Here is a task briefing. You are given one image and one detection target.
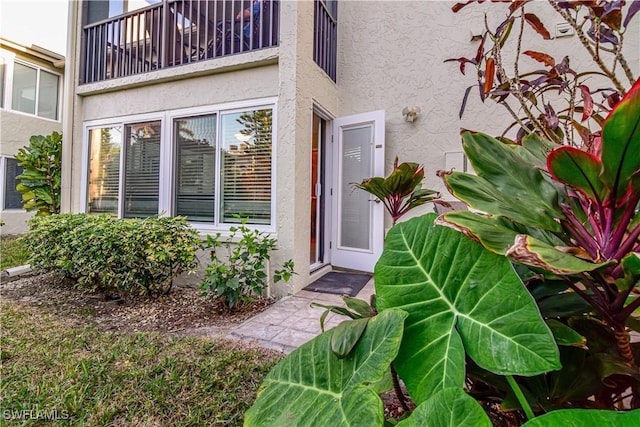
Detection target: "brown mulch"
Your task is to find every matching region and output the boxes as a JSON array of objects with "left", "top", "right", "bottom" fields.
[{"left": 0, "top": 272, "right": 275, "bottom": 337}]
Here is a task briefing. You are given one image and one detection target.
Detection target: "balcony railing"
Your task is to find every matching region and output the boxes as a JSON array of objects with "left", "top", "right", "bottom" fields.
[
  {"left": 314, "top": 0, "right": 337, "bottom": 82},
  {"left": 82, "top": 0, "right": 279, "bottom": 84}
]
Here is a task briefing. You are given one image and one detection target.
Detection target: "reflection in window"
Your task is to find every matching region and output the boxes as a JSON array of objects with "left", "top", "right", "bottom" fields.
[
  {"left": 12, "top": 63, "right": 37, "bottom": 115},
  {"left": 220, "top": 109, "right": 272, "bottom": 225},
  {"left": 175, "top": 114, "right": 216, "bottom": 222},
  {"left": 10, "top": 62, "right": 60, "bottom": 119},
  {"left": 3, "top": 158, "right": 24, "bottom": 210},
  {"left": 123, "top": 121, "right": 161, "bottom": 218},
  {"left": 38, "top": 70, "right": 59, "bottom": 120},
  {"left": 88, "top": 126, "right": 122, "bottom": 214}
]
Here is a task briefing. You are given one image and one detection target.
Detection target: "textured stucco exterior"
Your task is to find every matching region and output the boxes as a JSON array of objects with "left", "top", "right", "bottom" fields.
[
  {"left": 1, "top": 39, "right": 64, "bottom": 235},
  {"left": 63, "top": 1, "right": 639, "bottom": 296},
  {"left": 336, "top": 0, "right": 640, "bottom": 215}
]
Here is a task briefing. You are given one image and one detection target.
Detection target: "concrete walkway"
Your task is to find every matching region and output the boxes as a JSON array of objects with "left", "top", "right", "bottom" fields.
[{"left": 227, "top": 279, "right": 376, "bottom": 353}]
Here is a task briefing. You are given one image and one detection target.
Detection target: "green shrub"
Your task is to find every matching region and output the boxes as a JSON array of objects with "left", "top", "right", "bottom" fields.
[
  {"left": 15, "top": 131, "right": 62, "bottom": 215},
  {"left": 200, "top": 220, "right": 295, "bottom": 309},
  {"left": 23, "top": 214, "right": 200, "bottom": 295}
]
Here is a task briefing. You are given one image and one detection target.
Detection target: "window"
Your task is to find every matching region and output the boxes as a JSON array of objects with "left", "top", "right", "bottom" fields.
[
  {"left": 175, "top": 114, "right": 217, "bottom": 222},
  {"left": 84, "top": 101, "right": 275, "bottom": 230},
  {"left": 1, "top": 58, "right": 61, "bottom": 120},
  {"left": 2, "top": 157, "right": 24, "bottom": 210},
  {"left": 123, "top": 122, "right": 161, "bottom": 218},
  {"left": 87, "top": 126, "right": 122, "bottom": 214}
]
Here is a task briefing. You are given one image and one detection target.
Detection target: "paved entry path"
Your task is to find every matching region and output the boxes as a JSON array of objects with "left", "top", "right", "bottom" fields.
[{"left": 227, "top": 279, "right": 375, "bottom": 354}]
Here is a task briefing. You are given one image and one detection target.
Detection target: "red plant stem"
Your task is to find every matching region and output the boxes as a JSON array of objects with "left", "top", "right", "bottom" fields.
[
  {"left": 577, "top": 195, "right": 604, "bottom": 247},
  {"left": 566, "top": 279, "right": 612, "bottom": 325},
  {"left": 612, "top": 223, "right": 640, "bottom": 262},
  {"left": 608, "top": 189, "right": 640, "bottom": 258},
  {"left": 561, "top": 210, "right": 599, "bottom": 259},
  {"left": 579, "top": 272, "right": 610, "bottom": 307},
  {"left": 589, "top": 270, "right": 618, "bottom": 303},
  {"left": 619, "top": 293, "right": 640, "bottom": 321}
]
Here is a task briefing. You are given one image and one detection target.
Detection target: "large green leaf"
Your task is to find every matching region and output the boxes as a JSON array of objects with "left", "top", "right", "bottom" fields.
[
  {"left": 244, "top": 309, "right": 407, "bottom": 427},
  {"left": 522, "top": 408, "right": 640, "bottom": 426},
  {"left": 375, "top": 214, "right": 560, "bottom": 404},
  {"left": 547, "top": 146, "right": 607, "bottom": 202},
  {"left": 513, "top": 133, "right": 559, "bottom": 170},
  {"left": 437, "top": 210, "right": 520, "bottom": 254},
  {"left": 395, "top": 387, "right": 492, "bottom": 427},
  {"left": 444, "top": 171, "right": 562, "bottom": 232},
  {"left": 453, "top": 131, "right": 562, "bottom": 231},
  {"left": 505, "top": 235, "right": 612, "bottom": 275},
  {"left": 601, "top": 78, "right": 640, "bottom": 197}
]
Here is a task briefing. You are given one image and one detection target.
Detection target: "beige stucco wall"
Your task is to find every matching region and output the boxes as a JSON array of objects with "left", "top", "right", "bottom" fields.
[{"left": 336, "top": 0, "right": 640, "bottom": 223}]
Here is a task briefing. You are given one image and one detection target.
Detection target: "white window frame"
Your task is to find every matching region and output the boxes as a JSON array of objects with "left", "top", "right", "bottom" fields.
[
  {"left": 0, "top": 52, "right": 63, "bottom": 122},
  {"left": 0, "top": 156, "right": 26, "bottom": 212},
  {"left": 81, "top": 97, "right": 278, "bottom": 233}
]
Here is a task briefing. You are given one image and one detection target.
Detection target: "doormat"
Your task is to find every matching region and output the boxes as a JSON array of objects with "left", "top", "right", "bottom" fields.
[{"left": 303, "top": 272, "right": 372, "bottom": 297}]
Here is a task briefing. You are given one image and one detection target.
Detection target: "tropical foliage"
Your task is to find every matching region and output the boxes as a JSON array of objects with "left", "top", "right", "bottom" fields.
[
  {"left": 200, "top": 219, "right": 295, "bottom": 309},
  {"left": 246, "top": 62, "right": 640, "bottom": 427},
  {"left": 352, "top": 157, "right": 440, "bottom": 225},
  {"left": 447, "top": 0, "right": 638, "bottom": 145},
  {"left": 437, "top": 77, "right": 640, "bottom": 411},
  {"left": 15, "top": 132, "right": 62, "bottom": 216}
]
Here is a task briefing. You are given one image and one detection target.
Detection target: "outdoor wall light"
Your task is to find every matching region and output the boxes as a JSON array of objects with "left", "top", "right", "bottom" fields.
[{"left": 402, "top": 106, "right": 421, "bottom": 122}]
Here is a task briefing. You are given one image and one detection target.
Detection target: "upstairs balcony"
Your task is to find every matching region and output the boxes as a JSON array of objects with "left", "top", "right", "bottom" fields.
[{"left": 81, "top": 0, "right": 280, "bottom": 84}]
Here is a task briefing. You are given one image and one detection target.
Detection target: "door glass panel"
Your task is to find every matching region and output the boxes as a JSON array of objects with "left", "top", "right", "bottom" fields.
[
  {"left": 311, "top": 114, "right": 324, "bottom": 265},
  {"left": 340, "top": 125, "right": 372, "bottom": 250}
]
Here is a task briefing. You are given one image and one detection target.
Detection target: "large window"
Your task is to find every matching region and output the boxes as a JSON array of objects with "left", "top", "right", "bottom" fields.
[
  {"left": 1, "top": 58, "right": 61, "bottom": 120},
  {"left": 85, "top": 102, "right": 275, "bottom": 229},
  {"left": 10, "top": 62, "right": 60, "bottom": 119},
  {"left": 2, "top": 157, "right": 24, "bottom": 210}
]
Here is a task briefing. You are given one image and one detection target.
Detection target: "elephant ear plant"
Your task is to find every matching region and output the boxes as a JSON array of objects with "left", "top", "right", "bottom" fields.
[
  {"left": 438, "top": 78, "right": 640, "bottom": 410},
  {"left": 246, "top": 86, "right": 640, "bottom": 425}
]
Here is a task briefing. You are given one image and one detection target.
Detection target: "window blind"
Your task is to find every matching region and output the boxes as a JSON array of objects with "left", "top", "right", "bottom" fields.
[
  {"left": 175, "top": 114, "right": 217, "bottom": 222},
  {"left": 123, "top": 121, "right": 161, "bottom": 218},
  {"left": 220, "top": 109, "right": 272, "bottom": 224}
]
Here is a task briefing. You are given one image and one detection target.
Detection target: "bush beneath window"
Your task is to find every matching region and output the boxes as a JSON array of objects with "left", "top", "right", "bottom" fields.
[
  {"left": 23, "top": 214, "right": 200, "bottom": 295},
  {"left": 200, "top": 220, "right": 295, "bottom": 310}
]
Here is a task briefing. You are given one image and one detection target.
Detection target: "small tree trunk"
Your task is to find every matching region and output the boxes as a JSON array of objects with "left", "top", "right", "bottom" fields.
[{"left": 614, "top": 324, "right": 635, "bottom": 365}]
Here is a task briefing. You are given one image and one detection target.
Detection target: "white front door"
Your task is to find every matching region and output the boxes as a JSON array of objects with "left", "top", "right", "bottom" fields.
[{"left": 331, "top": 110, "right": 385, "bottom": 273}]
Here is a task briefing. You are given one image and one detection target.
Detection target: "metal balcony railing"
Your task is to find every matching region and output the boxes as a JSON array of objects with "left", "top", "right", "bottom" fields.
[
  {"left": 81, "top": 0, "right": 279, "bottom": 84},
  {"left": 314, "top": 0, "right": 337, "bottom": 82}
]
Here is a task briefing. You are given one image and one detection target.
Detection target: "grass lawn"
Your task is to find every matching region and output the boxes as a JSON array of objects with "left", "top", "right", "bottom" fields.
[
  {"left": 0, "top": 303, "right": 282, "bottom": 426},
  {"left": 0, "top": 236, "right": 29, "bottom": 270}
]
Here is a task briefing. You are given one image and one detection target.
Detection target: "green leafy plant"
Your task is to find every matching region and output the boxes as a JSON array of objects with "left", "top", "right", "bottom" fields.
[
  {"left": 353, "top": 157, "right": 440, "bottom": 224},
  {"left": 247, "top": 74, "right": 640, "bottom": 427},
  {"left": 438, "top": 78, "right": 640, "bottom": 409},
  {"left": 23, "top": 214, "right": 200, "bottom": 295},
  {"left": 15, "top": 131, "right": 62, "bottom": 215},
  {"left": 200, "top": 220, "right": 295, "bottom": 309}
]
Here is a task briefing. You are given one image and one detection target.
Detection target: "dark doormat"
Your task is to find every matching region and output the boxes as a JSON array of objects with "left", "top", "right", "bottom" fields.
[{"left": 303, "top": 272, "right": 372, "bottom": 297}]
